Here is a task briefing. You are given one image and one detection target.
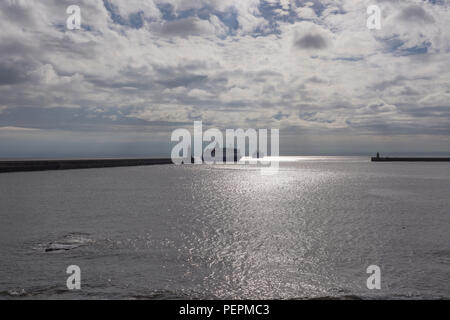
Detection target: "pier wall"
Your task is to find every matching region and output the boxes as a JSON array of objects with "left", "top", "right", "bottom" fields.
[
  {"left": 0, "top": 158, "right": 173, "bottom": 173},
  {"left": 372, "top": 157, "right": 450, "bottom": 162}
]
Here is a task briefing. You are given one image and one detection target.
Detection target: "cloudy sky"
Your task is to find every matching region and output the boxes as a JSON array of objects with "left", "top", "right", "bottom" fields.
[{"left": 0, "top": 0, "right": 449, "bottom": 157}]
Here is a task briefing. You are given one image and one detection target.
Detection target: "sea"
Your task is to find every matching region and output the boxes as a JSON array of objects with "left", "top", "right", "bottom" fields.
[{"left": 0, "top": 157, "right": 449, "bottom": 299}]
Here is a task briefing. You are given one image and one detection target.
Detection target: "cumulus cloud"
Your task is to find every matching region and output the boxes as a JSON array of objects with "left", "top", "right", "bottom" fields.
[
  {"left": 397, "top": 5, "right": 435, "bottom": 24},
  {"left": 0, "top": 0, "right": 450, "bottom": 156},
  {"left": 159, "top": 17, "right": 218, "bottom": 37}
]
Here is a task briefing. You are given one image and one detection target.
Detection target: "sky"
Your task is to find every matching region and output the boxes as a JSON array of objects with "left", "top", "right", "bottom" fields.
[{"left": 0, "top": 0, "right": 449, "bottom": 158}]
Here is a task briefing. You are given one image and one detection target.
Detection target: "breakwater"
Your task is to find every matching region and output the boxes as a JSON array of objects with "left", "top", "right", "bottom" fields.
[
  {"left": 0, "top": 158, "right": 173, "bottom": 173},
  {"left": 372, "top": 157, "right": 450, "bottom": 162}
]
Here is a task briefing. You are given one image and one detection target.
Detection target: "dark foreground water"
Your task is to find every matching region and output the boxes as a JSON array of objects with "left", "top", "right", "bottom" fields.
[{"left": 0, "top": 157, "right": 449, "bottom": 299}]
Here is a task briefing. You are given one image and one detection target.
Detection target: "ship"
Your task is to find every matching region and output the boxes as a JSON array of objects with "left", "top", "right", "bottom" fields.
[
  {"left": 252, "top": 151, "right": 265, "bottom": 159},
  {"left": 202, "top": 148, "right": 242, "bottom": 163}
]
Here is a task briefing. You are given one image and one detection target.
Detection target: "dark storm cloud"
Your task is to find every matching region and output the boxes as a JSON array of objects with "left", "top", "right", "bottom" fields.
[
  {"left": 398, "top": 105, "right": 450, "bottom": 118},
  {"left": 0, "top": 39, "right": 36, "bottom": 57},
  {"left": 157, "top": 75, "right": 208, "bottom": 89},
  {"left": 306, "top": 76, "right": 325, "bottom": 83},
  {"left": 399, "top": 87, "right": 420, "bottom": 96},
  {"left": 40, "top": 36, "right": 100, "bottom": 60},
  {"left": 0, "top": 1, "right": 36, "bottom": 27},
  {"left": 299, "top": 111, "right": 334, "bottom": 124},
  {"left": 160, "top": 17, "right": 208, "bottom": 37},
  {"left": 397, "top": 5, "right": 435, "bottom": 24},
  {"left": 369, "top": 76, "right": 407, "bottom": 91},
  {"left": 87, "top": 65, "right": 156, "bottom": 90},
  {"left": 0, "top": 107, "right": 191, "bottom": 131},
  {"left": 368, "top": 75, "right": 432, "bottom": 92},
  {"left": 273, "top": 111, "right": 289, "bottom": 120},
  {"left": 346, "top": 119, "right": 450, "bottom": 136},
  {"left": 295, "top": 33, "right": 328, "bottom": 50},
  {"left": 0, "top": 60, "right": 39, "bottom": 86}
]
